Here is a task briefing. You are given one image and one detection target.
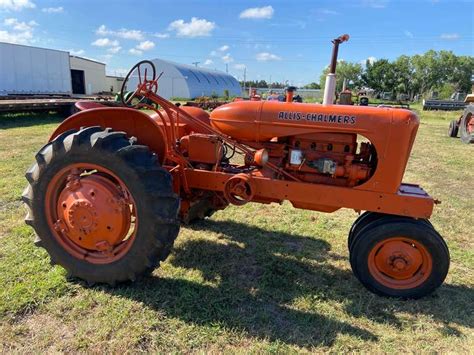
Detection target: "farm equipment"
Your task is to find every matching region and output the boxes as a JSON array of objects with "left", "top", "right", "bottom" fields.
[
  {"left": 448, "top": 93, "right": 474, "bottom": 143},
  {"left": 23, "top": 34, "right": 449, "bottom": 299},
  {"left": 185, "top": 96, "right": 228, "bottom": 111},
  {"left": 423, "top": 92, "right": 467, "bottom": 111}
]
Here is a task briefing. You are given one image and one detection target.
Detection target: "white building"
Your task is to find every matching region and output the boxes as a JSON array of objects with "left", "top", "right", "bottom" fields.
[
  {"left": 0, "top": 42, "right": 71, "bottom": 95},
  {"left": 69, "top": 56, "right": 107, "bottom": 95},
  {"left": 0, "top": 42, "right": 242, "bottom": 98},
  {"left": 139, "top": 58, "right": 242, "bottom": 99}
]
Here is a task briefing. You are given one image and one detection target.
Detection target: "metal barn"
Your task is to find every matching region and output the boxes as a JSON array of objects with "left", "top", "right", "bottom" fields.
[{"left": 130, "top": 58, "right": 242, "bottom": 99}]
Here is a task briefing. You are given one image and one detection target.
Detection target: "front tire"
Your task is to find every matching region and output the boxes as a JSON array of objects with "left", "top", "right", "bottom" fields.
[
  {"left": 448, "top": 119, "right": 458, "bottom": 138},
  {"left": 22, "top": 127, "right": 180, "bottom": 285},
  {"left": 349, "top": 218, "right": 449, "bottom": 299}
]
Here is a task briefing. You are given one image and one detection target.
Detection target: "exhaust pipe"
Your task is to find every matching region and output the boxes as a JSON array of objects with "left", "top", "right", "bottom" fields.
[{"left": 323, "top": 34, "right": 350, "bottom": 105}]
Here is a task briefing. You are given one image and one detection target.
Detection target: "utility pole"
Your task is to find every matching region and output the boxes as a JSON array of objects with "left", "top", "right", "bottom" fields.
[
  {"left": 192, "top": 61, "right": 200, "bottom": 67},
  {"left": 225, "top": 63, "right": 229, "bottom": 74},
  {"left": 243, "top": 67, "right": 246, "bottom": 95}
]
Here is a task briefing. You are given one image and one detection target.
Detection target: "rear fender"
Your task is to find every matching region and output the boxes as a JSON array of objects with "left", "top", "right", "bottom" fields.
[{"left": 49, "top": 107, "right": 167, "bottom": 163}]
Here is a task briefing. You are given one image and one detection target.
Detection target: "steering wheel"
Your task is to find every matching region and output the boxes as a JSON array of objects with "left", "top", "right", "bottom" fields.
[{"left": 120, "top": 60, "right": 157, "bottom": 108}]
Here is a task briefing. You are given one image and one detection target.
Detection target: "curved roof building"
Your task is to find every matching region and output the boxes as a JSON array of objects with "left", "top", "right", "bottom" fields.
[{"left": 139, "top": 58, "right": 242, "bottom": 99}]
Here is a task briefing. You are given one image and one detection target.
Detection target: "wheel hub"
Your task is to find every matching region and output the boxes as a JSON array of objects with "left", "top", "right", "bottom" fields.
[
  {"left": 367, "top": 235, "right": 433, "bottom": 290},
  {"left": 391, "top": 256, "right": 408, "bottom": 271},
  {"left": 467, "top": 115, "right": 474, "bottom": 134},
  {"left": 68, "top": 200, "right": 98, "bottom": 234},
  {"left": 56, "top": 174, "right": 131, "bottom": 251}
]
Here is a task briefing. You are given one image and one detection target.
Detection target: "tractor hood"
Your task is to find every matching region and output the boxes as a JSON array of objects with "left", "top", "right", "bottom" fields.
[{"left": 210, "top": 100, "right": 418, "bottom": 143}]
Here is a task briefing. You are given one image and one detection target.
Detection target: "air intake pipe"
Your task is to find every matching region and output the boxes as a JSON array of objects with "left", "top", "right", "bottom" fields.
[{"left": 322, "top": 34, "right": 350, "bottom": 105}]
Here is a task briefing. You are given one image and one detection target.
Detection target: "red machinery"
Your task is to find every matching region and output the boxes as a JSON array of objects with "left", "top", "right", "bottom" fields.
[
  {"left": 23, "top": 35, "right": 449, "bottom": 298},
  {"left": 448, "top": 94, "right": 474, "bottom": 143}
]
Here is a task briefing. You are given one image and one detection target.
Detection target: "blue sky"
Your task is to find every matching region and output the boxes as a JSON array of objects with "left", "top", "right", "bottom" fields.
[{"left": 1, "top": 0, "right": 473, "bottom": 86}]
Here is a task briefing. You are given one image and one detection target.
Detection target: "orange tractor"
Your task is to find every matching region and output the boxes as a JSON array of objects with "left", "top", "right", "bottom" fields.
[{"left": 23, "top": 35, "right": 449, "bottom": 298}]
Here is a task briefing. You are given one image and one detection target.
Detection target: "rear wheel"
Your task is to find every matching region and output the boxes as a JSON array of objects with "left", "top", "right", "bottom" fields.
[
  {"left": 349, "top": 218, "right": 449, "bottom": 298},
  {"left": 448, "top": 119, "right": 459, "bottom": 137},
  {"left": 23, "top": 127, "right": 180, "bottom": 285},
  {"left": 460, "top": 106, "right": 474, "bottom": 144}
]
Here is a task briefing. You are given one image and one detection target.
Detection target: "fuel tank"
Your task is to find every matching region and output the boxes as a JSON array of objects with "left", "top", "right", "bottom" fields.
[{"left": 210, "top": 101, "right": 417, "bottom": 142}]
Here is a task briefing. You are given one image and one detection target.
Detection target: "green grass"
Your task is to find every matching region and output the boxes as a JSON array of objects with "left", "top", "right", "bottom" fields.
[{"left": 0, "top": 109, "right": 472, "bottom": 352}]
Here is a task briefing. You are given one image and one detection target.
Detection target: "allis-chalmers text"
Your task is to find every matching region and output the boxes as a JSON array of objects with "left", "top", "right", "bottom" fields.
[{"left": 278, "top": 111, "right": 356, "bottom": 124}]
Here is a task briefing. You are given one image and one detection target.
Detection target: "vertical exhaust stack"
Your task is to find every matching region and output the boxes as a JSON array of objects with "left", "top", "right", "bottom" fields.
[{"left": 323, "top": 34, "right": 350, "bottom": 105}]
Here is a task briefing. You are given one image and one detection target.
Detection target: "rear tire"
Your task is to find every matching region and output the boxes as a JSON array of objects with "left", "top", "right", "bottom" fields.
[
  {"left": 23, "top": 127, "right": 180, "bottom": 285},
  {"left": 448, "top": 119, "right": 458, "bottom": 138},
  {"left": 460, "top": 106, "right": 474, "bottom": 144},
  {"left": 349, "top": 217, "right": 449, "bottom": 298}
]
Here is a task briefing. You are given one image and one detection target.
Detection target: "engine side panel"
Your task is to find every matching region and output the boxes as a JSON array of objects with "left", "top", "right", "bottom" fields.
[{"left": 210, "top": 101, "right": 419, "bottom": 194}]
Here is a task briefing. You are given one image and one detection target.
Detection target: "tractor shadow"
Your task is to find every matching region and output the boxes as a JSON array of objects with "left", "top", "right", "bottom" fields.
[{"left": 105, "top": 219, "right": 473, "bottom": 346}]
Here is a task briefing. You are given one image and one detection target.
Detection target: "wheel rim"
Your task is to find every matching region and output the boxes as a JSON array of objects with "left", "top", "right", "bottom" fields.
[
  {"left": 466, "top": 113, "right": 474, "bottom": 134},
  {"left": 45, "top": 163, "right": 138, "bottom": 264},
  {"left": 368, "top": 237, "right": 432, "bottom": 289}
]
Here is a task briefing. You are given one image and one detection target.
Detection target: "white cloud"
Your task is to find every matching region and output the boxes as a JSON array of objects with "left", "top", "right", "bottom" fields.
[
  {"left": 168, "top": 17, "right": 215, "bottom": 37},
  {"left": 210, "top": 50, "right": 218, "bottom": 56},
  {"left": 239, "top": 5, "right": 274, "bottom": 19},
  {"left": 256, "top": 52, "right": 281, "bottom": 61},
  {"left": 0, "top": 17, "right": 36, "bottom": 44},
  {"left": 404, "top": 30, "right": 413, "bottom": 38},
  {"left": 136, "top": 40, "right": 155, "bottom": 51},
  {"left": 221, "top": 53, "right": 233, "bottom": 63},
  {"left": 95, "top": 24, "right": 144, "bottom": 41},
  {"left": 42, "top": 6, "right": 63, "bottom": 13},
  {"left": 203, "top": 59, "right": 213, "bottom": 65},
  {"left": 129, "top": 48, "right": 142, "bottom": 56},
  {"left": 367, "top": 56, "right": 377, "bottom": 64},
  {"left": 218, "top": 44, "right": 229, "bottom": 51},
  {"left": 319, "top": 9, "right": 339, "bottom": 15},
  {"left": 360, "top": 56, "right": 377, "bottom": 66},
  {"left": 0, "top": 0, "right": 35, "bottom": 11},
  {"left": 92, "top": 38, "right": 120, "bottom": 47},
  {"left": 153, "top": 32, "right": 169, "bottom": 39},
  {"left": 440, "top": 33, "right": 460, "bottom": 40},
  {"left": 4, "top": 18, "right": 37, "bottom": 31},
  {"left": 234, "top": 63, "right": 246, "bottom": 70},
  {"left": 116, "top": 29, "right": 144, "bottom": 40},
  {"left": 0, "top": 29, "right": 32, "bottom": 43},
  {"left": 361, "top": 0, "right": 389, "bottom": 8},
  {"left": 96, "top": 25, "right": 108, "bottom": 36},
  {"left": 69, "top": 49, "right": 85, "bottom": 56},
  {"left": 107, "top": 46, "right": 121, "bottom": 54}
]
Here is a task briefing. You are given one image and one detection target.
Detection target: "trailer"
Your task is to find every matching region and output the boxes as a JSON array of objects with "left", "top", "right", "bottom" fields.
[{"left": 0, "top": 42, "right": 72, "bottom": 96}]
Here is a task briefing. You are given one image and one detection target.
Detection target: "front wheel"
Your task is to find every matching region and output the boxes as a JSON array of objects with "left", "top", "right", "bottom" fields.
[
  {"left": 350, "top": 218, "right": 449, "bottom": 299},
  {"left": 448, "top": 119, "right": 458, "bottom": 138},
  {"left": 22, "top": 127, "right": 180, "bottom": 285}
]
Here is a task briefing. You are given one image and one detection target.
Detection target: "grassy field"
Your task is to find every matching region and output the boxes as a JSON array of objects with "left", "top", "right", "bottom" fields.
[{"left": 0, "top": 108, "right": 472, "bottom": 352}]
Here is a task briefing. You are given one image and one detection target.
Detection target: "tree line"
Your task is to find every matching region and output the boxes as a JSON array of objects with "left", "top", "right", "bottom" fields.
[
  {"left": 239, "top": 80, "right": 287, "bottom": 89},
  {"left": 318, "top": 50, "right": 474, "bottom": 100}
]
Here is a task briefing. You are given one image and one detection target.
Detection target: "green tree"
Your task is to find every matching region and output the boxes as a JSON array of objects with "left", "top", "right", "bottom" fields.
[
  {"left": 303, "top": 82, "right": 321, "bottom": 89},
  {"left": 319, "top": 60, "right": 363, "bottom": 92},
  {"left": 393, "top": 55, "right": 415, "bottom": 98},
  {"left": 361, "top": 59, "right": 397, "bottom": 94}
]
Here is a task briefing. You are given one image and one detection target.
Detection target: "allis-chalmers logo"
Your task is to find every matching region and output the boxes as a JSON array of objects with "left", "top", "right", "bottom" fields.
[{"left": 278, "top": 111, "right": 356, "bottom": 125}]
